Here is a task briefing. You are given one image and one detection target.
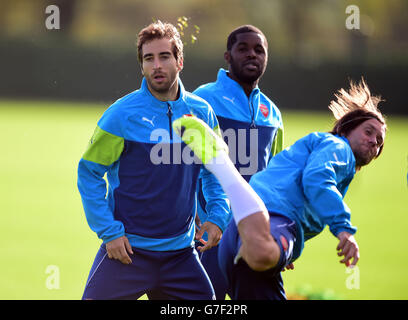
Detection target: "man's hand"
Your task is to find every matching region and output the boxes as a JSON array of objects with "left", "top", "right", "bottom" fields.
[
  {"left": 195, "top": 221, "right": 222, "bottom": 252},
  {"left": 106, "top": 236, "right": 134, "bottom": 265},
  {"left": 336, "top": 231, "right": 359, "bottom": 267}
]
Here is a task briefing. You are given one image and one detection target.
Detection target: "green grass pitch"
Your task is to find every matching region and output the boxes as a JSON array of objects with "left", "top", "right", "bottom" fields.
[{"left": 0, "top": 99, "right": 407, "bottom": 299}]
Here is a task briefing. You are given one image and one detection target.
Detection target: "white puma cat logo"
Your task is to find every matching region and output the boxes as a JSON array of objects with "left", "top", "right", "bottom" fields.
[
  {"left": 142, "top": 116, "right": 156, "bottom": 127},
  {"left": 222, "top": 96, "right": 235, "bottom": 104}
]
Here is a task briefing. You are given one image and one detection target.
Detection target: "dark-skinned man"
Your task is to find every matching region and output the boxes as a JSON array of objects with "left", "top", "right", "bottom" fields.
[{"left": 193, "top": 25, "right": 284, "bottom": 300}]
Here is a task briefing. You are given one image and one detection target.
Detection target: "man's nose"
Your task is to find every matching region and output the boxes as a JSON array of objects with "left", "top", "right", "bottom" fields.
[
  {"left": 246, "top": 48, "right": 256, "bottom": 58},
  {"left": 367, "top": 134, "right": 377, "bottom": 146},
  {"left": 153, "top": 58, "right": 162, "bottom": 69}
]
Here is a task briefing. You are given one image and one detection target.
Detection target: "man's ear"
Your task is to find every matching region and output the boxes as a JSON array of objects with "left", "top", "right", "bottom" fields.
[
  {"left": 224, "top": 51, "right": 231, "bottom": 64},
  {"left": 177, "top": 57, "right": 184, "bottom": 72}
]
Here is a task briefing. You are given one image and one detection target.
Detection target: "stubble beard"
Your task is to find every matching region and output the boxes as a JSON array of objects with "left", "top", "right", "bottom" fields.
[
  {"left": 146, "top": 74, "right": 179, "bottom": 97},
  {"left": 353, "top": 149, "right": 373, "bottom": 168},
  {"left": 229, "top": 56, "right": 265, "bottom": 84}
]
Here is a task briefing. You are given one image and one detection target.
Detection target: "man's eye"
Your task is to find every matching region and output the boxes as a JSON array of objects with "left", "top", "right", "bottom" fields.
[{"left": 255, "top": 47, "right": 265, "bottom": 54}]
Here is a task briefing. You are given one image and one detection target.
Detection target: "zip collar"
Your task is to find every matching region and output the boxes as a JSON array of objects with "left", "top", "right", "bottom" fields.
[
  {"left": 217, "top": 68, "right": 260, "bottom": 127},
  {"left": 334, "top": 134, "right": 356, "bottom": 174},
  {"left": 140, "top": 77, "right": 186, "bottom": 141},
  {"left": 336, "top": 134, "right": 351, "bottom": 148},
  {"left": 217, "top": 68, "right": 260, "bottom": 97}
]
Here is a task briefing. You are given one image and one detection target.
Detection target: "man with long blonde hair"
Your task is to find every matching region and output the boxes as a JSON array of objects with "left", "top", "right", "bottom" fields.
[{"left": 173, "top": 78, "right": 387, "bottom": 299}]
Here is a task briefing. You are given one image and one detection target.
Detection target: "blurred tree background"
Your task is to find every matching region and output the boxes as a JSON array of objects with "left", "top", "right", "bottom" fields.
[{"left": 0, "top": 0, "right": 407, "bottom": 113}]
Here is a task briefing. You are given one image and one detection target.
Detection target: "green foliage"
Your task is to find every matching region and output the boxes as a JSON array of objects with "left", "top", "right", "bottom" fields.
[
  {"left": 176, "top": 16, "right": 200, "bottom": 45},
  {"left": 150, "top": 16, "right": 200, "bottom": 46}
]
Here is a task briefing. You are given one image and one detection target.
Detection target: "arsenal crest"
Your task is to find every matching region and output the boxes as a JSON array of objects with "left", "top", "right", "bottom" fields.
[{"left": 259, "top": 104, "right": 269, "bottom": 117}]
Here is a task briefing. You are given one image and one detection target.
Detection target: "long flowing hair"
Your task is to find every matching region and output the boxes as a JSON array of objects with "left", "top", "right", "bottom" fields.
[{"left": 329, "top": 78, "right": 387, "bottom": 157}]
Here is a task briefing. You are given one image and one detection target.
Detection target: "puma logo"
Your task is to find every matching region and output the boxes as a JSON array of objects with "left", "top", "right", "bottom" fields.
[
  {"left": 142, "top": 116, "right": 156, "bottom": 127},
  {"left": 222, "top": 96, "right": 235, "bottom": 104}
]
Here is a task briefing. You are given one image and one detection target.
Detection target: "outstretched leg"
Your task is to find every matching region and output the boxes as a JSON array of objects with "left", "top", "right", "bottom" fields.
[{"left": 173, "top": 116, "right": 280, "bottom": 271}]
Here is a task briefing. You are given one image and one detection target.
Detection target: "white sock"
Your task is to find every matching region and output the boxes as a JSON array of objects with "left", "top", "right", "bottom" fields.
[{"left": 205, "top": 152, "right": 267, "bottom": 225}]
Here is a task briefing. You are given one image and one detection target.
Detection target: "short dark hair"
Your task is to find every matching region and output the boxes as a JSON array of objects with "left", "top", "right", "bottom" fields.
[
  {"left": 329, "top": 79, "right": 387, "bottom": 157},
  {"left": 137, "top": 20, "right": 183, "bottom": 64},
  {"left": 226, "top": 25, "right": 267, "bottom": 51}
]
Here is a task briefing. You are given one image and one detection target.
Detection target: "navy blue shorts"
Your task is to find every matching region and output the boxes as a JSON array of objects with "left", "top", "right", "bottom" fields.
[
  {"left": 82, "top": 244, "right": 215, "bottom": 300},
  {"left": 218, "top": 212, "right": 297, "bottom": 300}
]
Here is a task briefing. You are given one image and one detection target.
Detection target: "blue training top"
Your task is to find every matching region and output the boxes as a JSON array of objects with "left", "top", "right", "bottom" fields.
[
  {"left": 194, "top": 69, "right": 283, "bottom": 180},
  {"left": 193, "top": 68, "right": 284, "bottom": 231},
  {"left": 77, "top": 78, "right": 230, "bottom": 251},
  {"left": 249, "top": 132, "right": 358, "bottom": 261}
]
